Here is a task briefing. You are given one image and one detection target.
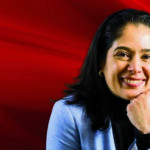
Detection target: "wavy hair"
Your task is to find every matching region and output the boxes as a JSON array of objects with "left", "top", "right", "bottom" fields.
[{"left": 64, "top": 9, "right": 150, "bottom": 131}]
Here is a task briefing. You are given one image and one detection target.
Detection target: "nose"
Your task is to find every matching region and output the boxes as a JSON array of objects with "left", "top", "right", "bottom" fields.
[{"left": 127, "top": 56, "right": 142, "bottom": 73}]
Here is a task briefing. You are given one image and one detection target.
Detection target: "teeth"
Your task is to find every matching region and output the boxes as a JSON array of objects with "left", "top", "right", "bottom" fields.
[{"left": 124, "top": 79, "right": 144, "bottom": 84}]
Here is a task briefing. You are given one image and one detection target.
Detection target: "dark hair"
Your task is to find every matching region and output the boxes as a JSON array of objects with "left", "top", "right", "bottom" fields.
[{"left": 64, "top": 9, "right": 150, "bottom": 131}]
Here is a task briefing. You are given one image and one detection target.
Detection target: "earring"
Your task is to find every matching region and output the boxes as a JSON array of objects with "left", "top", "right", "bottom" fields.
[{"left": 99, "top": 71, "right": 104, "bottom": 77}]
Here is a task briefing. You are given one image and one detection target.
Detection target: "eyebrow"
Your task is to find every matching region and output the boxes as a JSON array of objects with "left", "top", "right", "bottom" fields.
[
  {"left": 114, "top": 46, "right": 150, "bottom": 52},
  {"left": 114, "top": 46, "right": 131, "bottom": 52}
]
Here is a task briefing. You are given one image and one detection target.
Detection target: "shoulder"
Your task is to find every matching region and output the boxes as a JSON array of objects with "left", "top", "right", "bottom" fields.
[
  {"left": 51, "top": 95, "right": 86, "bottom": 125},
  {"left": 46, "top": 95, "right": 86, "bottom": 149},
  {"left": 49, "top": 95, "right": 93, "bottom": 134}
]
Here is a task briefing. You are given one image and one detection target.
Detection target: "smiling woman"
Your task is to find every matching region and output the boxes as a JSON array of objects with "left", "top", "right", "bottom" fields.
[
  {"left": 46, "top": 9, "right": 150, "bottom": 150},
  {"left": 103, "top": 23, "right": 150, "bottom": 100}
]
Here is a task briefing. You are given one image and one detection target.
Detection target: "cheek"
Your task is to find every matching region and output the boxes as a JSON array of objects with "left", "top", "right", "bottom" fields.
[
  {"left": 104, "top": 61, "right": 119, "bottom": 85},
  {"left": 108, "top": 62, "right": 127, "bottom": 87},
  {"left": 109, "top": 61, "right": 125, "bottom": 76},
  {"left": 143, "top": 64, "right": 150, "bottom": 80},
  {"left": 146, "top": 64, "right": 150, "bottom": 75},
  {"left": 115, "top": 61, "right": 128, "bottom": 75},
  {"left": 104, "top": 59, "right": 118, "bottom": 77}
]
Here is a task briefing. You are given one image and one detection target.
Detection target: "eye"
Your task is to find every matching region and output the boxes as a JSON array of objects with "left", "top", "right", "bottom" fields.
[
  {"left": 114, "top": 51, "right": 130, "bottom": 60},
  {"left": 142, "top": 54, "right": 150, "bottom": 60},
  {"left": 117, "top": 52, "right": 129, "bottom": 57}
]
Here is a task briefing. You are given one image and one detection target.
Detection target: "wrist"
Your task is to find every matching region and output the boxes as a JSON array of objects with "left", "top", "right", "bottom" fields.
[{"left": 137, "top": 127, "right": 150, "bottom": 134}]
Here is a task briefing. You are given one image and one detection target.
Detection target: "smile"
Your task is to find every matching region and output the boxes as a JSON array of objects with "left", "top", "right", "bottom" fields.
[{"left": 122, "top": 78, "right": 145, "bottom": 87}]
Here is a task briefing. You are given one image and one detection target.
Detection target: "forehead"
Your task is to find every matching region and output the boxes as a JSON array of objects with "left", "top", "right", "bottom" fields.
[
  {"left": 121, "top": 23, "right": 150, "bottom": 37},
  {"left": 111, "top": 23, "right": 150, "bottom": 52}
]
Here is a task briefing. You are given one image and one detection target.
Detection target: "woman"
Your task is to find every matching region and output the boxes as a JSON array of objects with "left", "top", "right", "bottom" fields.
[{"left": 46, "top": 9, "right": 150, "bottom": 150}]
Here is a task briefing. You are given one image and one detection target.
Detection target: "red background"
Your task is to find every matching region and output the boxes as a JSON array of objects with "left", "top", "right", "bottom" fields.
[{"left": 0, "top": 0, "right": 150, "bottom": 149}]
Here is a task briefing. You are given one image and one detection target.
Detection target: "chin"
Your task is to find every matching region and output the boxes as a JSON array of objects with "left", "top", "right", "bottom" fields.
[
  {"left": 124, "top": 95, "right": 137, "bottom": 100},
  {"left": 121, "top": 91, "right": 143, "bottom": 100}
]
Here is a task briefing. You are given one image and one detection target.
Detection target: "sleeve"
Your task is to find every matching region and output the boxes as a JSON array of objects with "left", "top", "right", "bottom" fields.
[
  {"left": 135, "top": 129, "right": 150, "bottom": 150},
  {"left": 46, "top": 100, "right": 81, "bottom": 150},
  {"left": 128, "top": 129, "right": 150, "bottom": 150}
]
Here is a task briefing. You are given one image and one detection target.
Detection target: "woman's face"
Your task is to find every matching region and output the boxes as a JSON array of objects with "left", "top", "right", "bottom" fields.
[{"left": 103, "top": 23, "right": 150, "bottom": 100}]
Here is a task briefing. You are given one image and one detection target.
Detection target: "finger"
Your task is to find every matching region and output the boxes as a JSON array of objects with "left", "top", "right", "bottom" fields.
[{"left": 127, "top": 99, "right": 135, "bottom": 111}]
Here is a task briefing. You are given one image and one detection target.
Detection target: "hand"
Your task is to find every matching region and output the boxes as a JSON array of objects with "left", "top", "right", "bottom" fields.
[{"left": 127, "top": 90, "right": 150, "bottom": 134}]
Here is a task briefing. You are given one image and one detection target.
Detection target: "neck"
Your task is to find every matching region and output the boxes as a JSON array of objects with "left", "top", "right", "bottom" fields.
[{"left": 102, "top": 79, "right": 130, "bottom": 122}]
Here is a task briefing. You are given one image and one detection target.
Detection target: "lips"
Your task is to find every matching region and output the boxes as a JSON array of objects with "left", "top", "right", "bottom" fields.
[{"left": 121, "top": 77, "right": 146, "bottom": 87}]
